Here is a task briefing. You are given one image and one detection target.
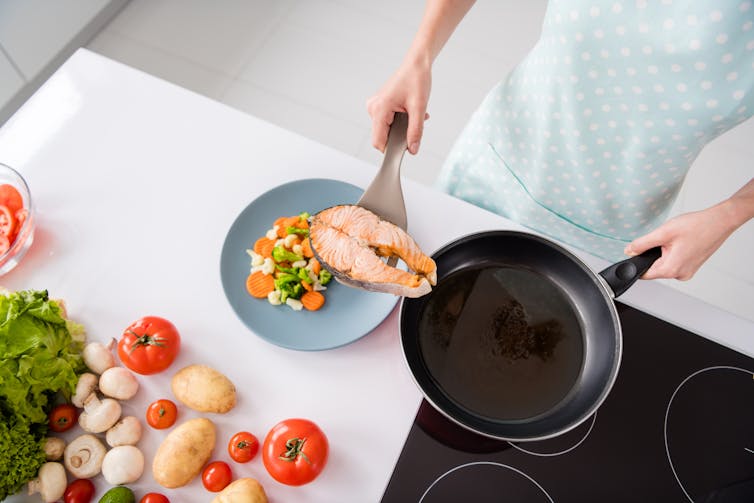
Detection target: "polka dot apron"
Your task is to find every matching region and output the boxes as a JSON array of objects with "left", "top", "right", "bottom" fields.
[{"left": 437, "top": 0, "right": 754, "bottom": 261}]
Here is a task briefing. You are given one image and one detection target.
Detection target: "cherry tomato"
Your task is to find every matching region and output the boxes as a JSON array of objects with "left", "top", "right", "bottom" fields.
[
  {"left": 117, "top": 316, "right": 181, "bottom": 374},
  {"left": 262, "top": 418, "right": 328, "bottom": 486},
  {"left": 228, "top": 431, "right": 259, "bottom": 463},
  {"left": 146, "top": 399, "right": 177, "bottom": 429},
  {"left": 201, "top": 461, "right": 232, "bottom": 492},
  {"left": 140, "top": 493, "right": 170, "bottom": 503},
  {"left": 49, "top": 403, "right": 78, "bottom": 433},
  {"left": 63, "top": 478, "right": 95, "bottom": 503}
]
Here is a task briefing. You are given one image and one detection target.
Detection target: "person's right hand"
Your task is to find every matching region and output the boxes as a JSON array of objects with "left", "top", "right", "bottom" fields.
[{"left": 366, "top": 56, "right": 432, "bottom": 155}]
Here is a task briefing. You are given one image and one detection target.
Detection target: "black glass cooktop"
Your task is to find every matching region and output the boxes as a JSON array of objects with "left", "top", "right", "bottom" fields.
[{"left": 382, "top": 303, "right": 754, "bottom": 502}]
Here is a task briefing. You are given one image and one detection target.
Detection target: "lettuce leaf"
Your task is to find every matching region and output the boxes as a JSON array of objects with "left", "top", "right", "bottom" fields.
[{"left": 0, "top": 290, "right": 86, "bottom": 499}]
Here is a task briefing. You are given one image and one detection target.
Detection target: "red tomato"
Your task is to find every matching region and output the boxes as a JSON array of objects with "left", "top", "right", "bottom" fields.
[
  {"left": 146, "top": 399, "right": 178, "bottom": 429},
  {"left": 0, "top": 204, "right": 16, "bottom": 238},
  {"left": 63, "top": 478, "right": 95, "bottom": 503},
  {"left": 262, "top": 418, "right": 328, "bottom": 486},
  {"left": 0, "top": 234, "right": 9, "bottom": 255},
  {"left": 201, "top": 461, "right": 232, "bottom": 492},
  {"left": 140, "top": 493, "right": 170, "bottom": 503},
  {"left": 117, "top": 316, "right": 181, "bottom": 374},
  {"left": 49, "top": 403, "right": 78, "bottom": 433},
  {"left": 228, "top": 431, "right": 259, "bottom": 463},
  {"left": 0, "top": 184, "right": 23, "bottom": 213}
]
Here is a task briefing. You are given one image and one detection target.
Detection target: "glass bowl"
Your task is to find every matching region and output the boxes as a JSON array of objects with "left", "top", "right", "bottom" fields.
[{"left": 0, "top": 163, "right": 34, "bottom": 275}]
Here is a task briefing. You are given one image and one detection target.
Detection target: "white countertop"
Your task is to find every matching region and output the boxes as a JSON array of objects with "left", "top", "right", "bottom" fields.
[{"left": 1, "top": 49, "right": 752, "bottom": 503}]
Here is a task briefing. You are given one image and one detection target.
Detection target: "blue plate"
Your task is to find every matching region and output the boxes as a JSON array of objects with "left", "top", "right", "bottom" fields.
[{"left": 220, "top": 178, "right": 400, "bottom": 351}]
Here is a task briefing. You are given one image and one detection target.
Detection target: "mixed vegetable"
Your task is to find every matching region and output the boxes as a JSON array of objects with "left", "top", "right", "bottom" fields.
[
  {"left": 0, "top": 290, "right": 86, "bottom": 500},
  {"left": 246, "top": 212, "right": 332, "bottom": 311}
]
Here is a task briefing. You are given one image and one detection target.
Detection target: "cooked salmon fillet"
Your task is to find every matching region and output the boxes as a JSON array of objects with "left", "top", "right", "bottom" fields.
[{"left": 309, "top": 205, "right": 437, "bottom": 297}]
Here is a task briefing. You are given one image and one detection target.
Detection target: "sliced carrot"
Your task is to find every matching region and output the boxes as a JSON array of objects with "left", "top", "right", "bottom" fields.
[
  {"left": 301, "top": 290, "right": 325, "bottom": 311},
  {"left": 301, "top": 237, "right": 314, "bottom": 258},
  {"left": 246, "top": 271, "right": 275, "bottom": 299},
  {"left": 253, "top": 236, "right": 276, "bottom": 258},
  {"left": 310, "top": 258, "right": 321, "bottom": 276},
  {"left": 301, "top": 280, "right": 313, "bottom": 292}
]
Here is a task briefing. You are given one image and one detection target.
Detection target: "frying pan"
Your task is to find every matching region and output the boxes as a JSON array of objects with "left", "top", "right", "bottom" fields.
[{"left": 400, "top": 230, "right": 661, "bottom": 442}]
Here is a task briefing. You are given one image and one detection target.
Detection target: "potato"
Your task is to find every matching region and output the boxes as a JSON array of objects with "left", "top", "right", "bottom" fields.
[
  {"left": 152, "top": 417, "right": 216, "bottom": 488},
  {"left": 171, "top": 364, "right": 236, "bottom": 413},
  {"left": 211, "top": 478, "right": 268, "bottom": 503}
]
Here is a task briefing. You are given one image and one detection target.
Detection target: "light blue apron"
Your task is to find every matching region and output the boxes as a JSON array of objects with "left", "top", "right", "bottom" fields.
[{"left": 437, "top": 0, "right": 754, "bottom": 261}]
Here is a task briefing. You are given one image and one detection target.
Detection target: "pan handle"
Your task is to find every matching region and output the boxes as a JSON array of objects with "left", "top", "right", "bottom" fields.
[{"left": 598, "top": 247, "right": 662, "bottom": 298}]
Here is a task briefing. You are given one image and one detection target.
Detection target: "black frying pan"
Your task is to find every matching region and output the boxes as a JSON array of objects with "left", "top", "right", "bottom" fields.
[{"left": 400, "top": 230, "right": 660, "bottom": 441}]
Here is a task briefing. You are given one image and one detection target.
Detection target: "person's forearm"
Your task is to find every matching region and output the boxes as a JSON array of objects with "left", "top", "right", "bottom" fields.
[
  {"left": 721, "top": 177, "right": 754, "bottom": 230},
  {"left": 406, "top": 0, "right": 476, "bottom": 66}
]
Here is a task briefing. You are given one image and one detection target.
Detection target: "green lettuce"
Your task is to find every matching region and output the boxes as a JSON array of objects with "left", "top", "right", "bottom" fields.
[
  {"left": 0, "top": 409, "right": 46, "bottom": 500},
  {"left": 0, "top": 289, "right": 86, "bottom": 499}
]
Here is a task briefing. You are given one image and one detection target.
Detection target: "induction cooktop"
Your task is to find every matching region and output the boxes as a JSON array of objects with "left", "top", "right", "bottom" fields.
[{"left": 382, "top": 303, "right": 754, "bottom": 502}]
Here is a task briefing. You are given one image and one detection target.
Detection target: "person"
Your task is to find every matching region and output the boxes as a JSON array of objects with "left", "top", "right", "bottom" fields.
[{"left": 366, "top": 0, "right": 754, "bottom": 280}]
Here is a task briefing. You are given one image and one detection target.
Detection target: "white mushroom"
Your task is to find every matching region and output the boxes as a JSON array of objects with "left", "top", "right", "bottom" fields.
[
  {"left": 42, "top": 437, "right": 66, "bottom": 461},
  {"left": 28, "top": 462, "right": 66, "bottom": 502},
  {"left": 101, "top": 445, "right": 144, "bottom": 485},
  {"left": 82, "top": 339, "right": 116, "bottom": 374},
  {"left": 72, "top": 373, "right": 98, "bottom": 408},
  {"left": 106, "top": 416, "right": 143, "bottom": 447},
  {"left": 78, "top": 394, "right": 121, "bottom": 433},
  {"left": 99, "top": 366, "right": 139, "bottom": 400},
  {"left": 64, "top": 434, "right": 107, "bottom": 479}
]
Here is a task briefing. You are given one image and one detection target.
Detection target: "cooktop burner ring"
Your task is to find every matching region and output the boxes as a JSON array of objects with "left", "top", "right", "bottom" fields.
[
  {"left": 508, "top": 412, "right": 597, "bottom": 457},
  {"left": 664, "top": 365, "right": 754, "bottom": 502},
  {"left": 418, "top": 461, "right": 555, "bottom": 503}
]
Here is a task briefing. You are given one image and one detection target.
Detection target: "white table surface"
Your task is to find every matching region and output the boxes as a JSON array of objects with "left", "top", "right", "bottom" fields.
[{"left": 1, "top": 49, "right": 752, "bottom": 503}]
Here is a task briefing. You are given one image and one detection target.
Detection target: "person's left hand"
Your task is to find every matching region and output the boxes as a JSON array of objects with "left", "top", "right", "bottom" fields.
[{"left": 624, "top": 204, "right": 736, "bottom": 281}]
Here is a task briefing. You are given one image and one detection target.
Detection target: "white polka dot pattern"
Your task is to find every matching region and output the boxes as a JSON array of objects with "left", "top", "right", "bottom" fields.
[{"left": 436, "top": 0, "right": 754, "bottom": 261}]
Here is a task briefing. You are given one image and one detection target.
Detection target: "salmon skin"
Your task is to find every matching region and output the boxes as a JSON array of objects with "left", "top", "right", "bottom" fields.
[{"left": 309, "top": 205, "right": 437, "bottom": 298}]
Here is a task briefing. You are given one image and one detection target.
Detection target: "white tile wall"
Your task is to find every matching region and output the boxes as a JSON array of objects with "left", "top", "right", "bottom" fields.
[{"left": 23, "top": 0, "right": 754, "bottom": 322}]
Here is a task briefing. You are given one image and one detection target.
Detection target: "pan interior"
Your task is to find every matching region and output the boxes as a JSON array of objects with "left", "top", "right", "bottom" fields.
[{"left": 417, "top": 263, "right": 584, "bottom": 421}]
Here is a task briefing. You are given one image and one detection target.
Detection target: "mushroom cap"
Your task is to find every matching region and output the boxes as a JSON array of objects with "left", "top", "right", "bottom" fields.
[
  {"left": 72, "top": 373, "right": 98, "bottom": 408},
  {"left": 102, "top": 445, "right": 145, "bottom": 485},
  {"left": 28, "top": 462, "right": 66, "bottom": 502},
  {"left": 99, "top": 366, "right": 140, "bottom": 400},
  {"left": 64, "top": 434, "right": 107, "bottom": 478},
  {"left": 106, "top": 415, "right": 143, "bottom": 447},
  {"left": 79, "top": 395, "right": 122, "bottom": 433}
]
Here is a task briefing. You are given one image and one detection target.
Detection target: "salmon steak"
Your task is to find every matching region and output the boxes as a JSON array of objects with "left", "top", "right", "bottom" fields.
[{"left": 308, "top": 205, "right": 437, "bottom": 298}]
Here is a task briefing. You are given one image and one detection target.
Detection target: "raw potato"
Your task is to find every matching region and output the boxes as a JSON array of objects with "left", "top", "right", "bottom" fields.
[
  {"left": 211, "top": 478, "right": 268, "bottom": 503},
  {"left": 152, "top": 418, "right": 216, "bottom": 488},
  {"left": 171, "top": 364, "right": 236, "bottom": 413}
]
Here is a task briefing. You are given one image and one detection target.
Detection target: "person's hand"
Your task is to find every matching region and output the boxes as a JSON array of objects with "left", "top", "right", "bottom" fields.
[
  {"left": 624, "top": 205, "right": 737, "bottom": 280},
  {"left": 366, "top": 56, "right": 432, "bottom": 155}
]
